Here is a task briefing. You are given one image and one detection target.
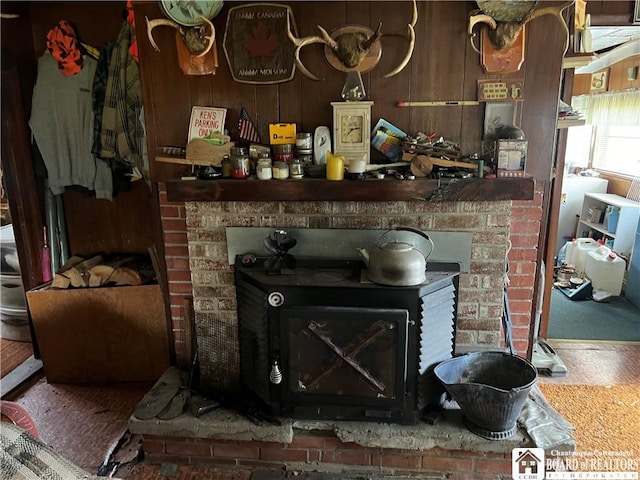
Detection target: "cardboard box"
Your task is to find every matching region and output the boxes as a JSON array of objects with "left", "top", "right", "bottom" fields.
[
  {"left": 496, "top": 139, "right": 527, "bottom": 172},
  {"left": 269, "top": 123, "right": 296, "bottom": 145},
  {"left": 26, "top": 284, "right": 170, "bottom": 384}
]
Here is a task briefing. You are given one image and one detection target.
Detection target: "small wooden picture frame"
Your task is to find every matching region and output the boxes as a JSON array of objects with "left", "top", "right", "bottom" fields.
[{"left": 590, "top": 70, "right": 608, "bottom": 93}]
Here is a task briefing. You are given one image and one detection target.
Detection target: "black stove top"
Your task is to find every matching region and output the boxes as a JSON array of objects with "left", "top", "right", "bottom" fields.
[{"left": 235, "top": 255, "right": 459, "bottom": 289}]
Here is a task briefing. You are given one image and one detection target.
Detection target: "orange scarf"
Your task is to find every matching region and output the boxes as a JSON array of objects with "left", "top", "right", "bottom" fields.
[
  {"left": 126, "top": 0, "right": 138, "bottom": 62},
  {"left": 46, "top": 20, "right": 83, "bottom": 76}
]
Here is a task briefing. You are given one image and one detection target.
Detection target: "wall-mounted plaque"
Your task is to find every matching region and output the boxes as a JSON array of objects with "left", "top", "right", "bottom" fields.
[
  {"left": 590, "top": 70, "right": 608, "bottom": 93},
  {"left": 478, "top": 79, "right": 525, "bottom": 102},
  {"left": 223, "top": 3, "right": 297, "bottom": 84}
]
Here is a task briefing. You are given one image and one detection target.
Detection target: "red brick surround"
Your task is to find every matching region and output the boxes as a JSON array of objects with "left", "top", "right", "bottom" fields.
[
  {"left": 158, "top": 185, "right": 543, "bottom": 372},
  {"left": 150, "top": 188, "right": 545, "bottom": 477},
  {"left": 142, "top": 432, "right": 516, "bottom": 479}
]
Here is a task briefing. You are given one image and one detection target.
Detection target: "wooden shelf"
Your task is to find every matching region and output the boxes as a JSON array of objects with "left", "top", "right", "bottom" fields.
[
  {"left": 579, "top": 219, "right": 616, "bottom": 239},
  {"left": 558, "top": 117, "right": 587, "bottom": 128},
  {"left": 164, "top": 177, "right": 535, "bottom": 203},
  {"left": 563, "top": 53, "right": 597, "bottom": 69}
]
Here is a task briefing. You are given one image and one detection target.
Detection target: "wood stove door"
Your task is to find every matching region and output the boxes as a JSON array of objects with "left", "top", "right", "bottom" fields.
[{"left": 278, "top": 306, "right": 409, "bottom": 410}]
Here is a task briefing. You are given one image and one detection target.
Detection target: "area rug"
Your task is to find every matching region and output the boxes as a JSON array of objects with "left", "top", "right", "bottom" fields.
[
  {"left": 0, "top": 422, "right": 107, "bottom": 480},
  {"left": 547, "top": 289, "right": 640, "bottom": 341},
  {"left": 538, "top": 384, "right": 639, "bottom": 456}
]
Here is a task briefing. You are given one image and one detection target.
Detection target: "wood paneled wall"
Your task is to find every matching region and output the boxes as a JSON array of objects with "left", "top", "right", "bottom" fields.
[
  {"left": 586, "top": 0, "right": 635, "bottom": 24},
  {"left": 573, "top": 55, "right": 640, "bottom": 95},
  {"left": 3, "top": 0, "right": 572, "bottom": 283},
  {"left": 133, "top": 1, "right": 567, "bottom": 184},
  {"left": 19, "top": 2, "right": 155, "bottom": 256}
]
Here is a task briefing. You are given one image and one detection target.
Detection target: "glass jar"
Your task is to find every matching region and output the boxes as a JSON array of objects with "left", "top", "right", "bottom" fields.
[
  {"left": 230, "top": 147, "right": 249, "bottom": 179},
  {"left": 221, "top": 155, "right": 231, "bottom": 178},
  {"left": 290, "top": 158, "right": 304, "bottom": 179},
  {"left": 272, "top": 161, "right": 289, "bottom": 180},
  {"left": 296, "top": 132, "right": 313, "bottom": 151},
  {"left": 297, "top": 152, "right": 313, "bottom": 166},
  {"left": 256, "top": 152, "right": 272, "bottom": 180},
  {"left": 273, "top": 143, "right": 295, "bottom": 164}
]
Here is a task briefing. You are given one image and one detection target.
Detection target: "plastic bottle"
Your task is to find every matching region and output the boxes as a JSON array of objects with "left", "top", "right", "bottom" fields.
[
  {"left": 602, "top": 205, "right": 611, "bottom": 230},
  {"left": 585, "top": 246, "right": 626, "bottom": 296},
  {"left": 557, "top": 241, "right": 568, "bottom": 265},
  {"left": 607, "top": 206, "right": 620, "bottom": 233},
  {"left": 558, "top": 238, "right": 576, "bottom": 265},
  {"left": 42, "top": 226, "right": 52, "bottom": 282},
  {"left": 573, "top": 237, "right": 599, "bottom": 276}
]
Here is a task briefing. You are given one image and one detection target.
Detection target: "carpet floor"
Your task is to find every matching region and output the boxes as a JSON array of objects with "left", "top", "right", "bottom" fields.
[
  {"left": 538, "top": 383, "right": 639, "bottom": 457},
  {"left": 547, "top": 289, "right": 640, "bottom": 341}
]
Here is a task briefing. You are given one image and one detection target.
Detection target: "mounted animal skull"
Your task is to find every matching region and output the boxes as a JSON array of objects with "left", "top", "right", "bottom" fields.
[
  {"left": 468, "top": 0, "right": 573, "bottom": 54},
  {"left": 146, "top": 15, "right": 215, "bottom": 57},
  {"left": 287, "top": 0, "right": 417, "bottom": 80}
]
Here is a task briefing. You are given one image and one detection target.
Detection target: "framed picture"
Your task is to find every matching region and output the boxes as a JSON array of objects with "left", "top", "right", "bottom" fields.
[
  {"left": 483, "top": 102, "right": 518, "bottom": 140},
  {"left": 590, "top": 70, "right": 608, "bottom": 93},
  {"left": 634, "top": 0, "right": 640, "bottom": 24}
]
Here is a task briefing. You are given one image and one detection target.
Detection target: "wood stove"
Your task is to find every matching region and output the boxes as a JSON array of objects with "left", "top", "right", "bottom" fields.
[{"left": 235, "top": 256, "right": 459, "bottom": 425}]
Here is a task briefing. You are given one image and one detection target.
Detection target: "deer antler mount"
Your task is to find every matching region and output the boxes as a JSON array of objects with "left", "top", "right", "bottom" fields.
[
  {"left": 469, "top": 0, "right": 574, "bottom": 52},
  {"left": 146, "top": 14, "right": 217, "bottom": 76},
  {"left": 287, "top": 0, "right": 417, "bottom": 81},
  {"left": 468, "top": 0, "right": 574, "bottom": 72}
]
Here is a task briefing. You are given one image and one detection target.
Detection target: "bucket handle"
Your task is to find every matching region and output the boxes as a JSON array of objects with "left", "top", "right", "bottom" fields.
[{"left": 502, "top": 288, "right": 515, "bottom": 356}]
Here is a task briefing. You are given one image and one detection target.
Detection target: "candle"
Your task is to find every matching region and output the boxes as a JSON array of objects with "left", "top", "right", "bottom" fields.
[{"left": 326, "top": 152, "right": 345, "bottom": 181}]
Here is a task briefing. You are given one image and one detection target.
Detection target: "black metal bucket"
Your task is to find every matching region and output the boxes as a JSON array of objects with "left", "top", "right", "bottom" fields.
[{"left": 433, "top": 351, "right": 537, "bottom": 440}]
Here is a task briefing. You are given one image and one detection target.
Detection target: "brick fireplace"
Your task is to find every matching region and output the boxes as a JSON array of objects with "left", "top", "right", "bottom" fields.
[
  {"left": 130, "top": 185, "right": 568, "bottom": 478},
  {"left": 158, "top": 185, "right": 543, "bottom": 391}
]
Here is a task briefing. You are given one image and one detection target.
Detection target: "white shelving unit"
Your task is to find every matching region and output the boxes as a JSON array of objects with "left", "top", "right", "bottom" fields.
[{"left": 576, "top": 193, "right": 640, "bottom": 257}]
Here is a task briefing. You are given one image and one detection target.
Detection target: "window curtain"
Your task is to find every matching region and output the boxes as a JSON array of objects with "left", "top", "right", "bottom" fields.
[{"left": 572, "top": 89, "right": 640, "bottom": 126}]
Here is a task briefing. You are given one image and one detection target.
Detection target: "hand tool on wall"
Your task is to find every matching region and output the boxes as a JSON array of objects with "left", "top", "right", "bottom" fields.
[{"left": 396, "top": 100, "right": 480, "bottom": 107}]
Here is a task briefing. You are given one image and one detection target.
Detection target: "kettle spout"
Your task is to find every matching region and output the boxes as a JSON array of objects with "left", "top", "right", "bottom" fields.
[{"left": 356, "top": 248, "right": 370, "bottom": 266}]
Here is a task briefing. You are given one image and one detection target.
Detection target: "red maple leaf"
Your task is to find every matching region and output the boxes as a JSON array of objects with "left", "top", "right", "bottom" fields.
[{"left": 244, "top": 23, "right": 279, "bottom": 58}]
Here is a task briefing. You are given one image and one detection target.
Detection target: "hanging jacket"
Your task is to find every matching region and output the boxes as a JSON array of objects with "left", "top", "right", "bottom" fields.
[
  {"left": 29, "top": 53, "right": 113, "bottom": 200},
  {"left": 99, "top": 21, "right": 145, "bottom": 179}
]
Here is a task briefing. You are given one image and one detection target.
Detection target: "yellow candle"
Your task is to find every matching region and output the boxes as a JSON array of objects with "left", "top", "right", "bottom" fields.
[{"left": 326, "top": 152, "right": 345, "bottom": 181}]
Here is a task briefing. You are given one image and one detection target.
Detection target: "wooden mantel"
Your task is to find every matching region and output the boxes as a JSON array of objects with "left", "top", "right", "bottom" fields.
[{"left": 165, "top": 177, "right": 535, "bottom": 202}]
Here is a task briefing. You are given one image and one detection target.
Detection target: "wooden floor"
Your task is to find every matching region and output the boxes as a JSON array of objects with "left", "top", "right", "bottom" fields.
[
  {"left": 539, "top": 340, "right": 640, "bottom": 385},
  {"left": 0, "top": 338, "right": 32, "bottom": 378},
  {"left": 1, "top": 340, "right": 639, "bottom": 479}
]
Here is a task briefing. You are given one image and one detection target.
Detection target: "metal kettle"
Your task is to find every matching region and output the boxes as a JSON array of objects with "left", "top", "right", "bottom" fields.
[{"left": 357, "top": 227, "right": 434, "bottom": 286}]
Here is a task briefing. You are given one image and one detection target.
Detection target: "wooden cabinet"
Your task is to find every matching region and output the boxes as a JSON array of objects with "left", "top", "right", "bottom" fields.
[
  {"left": 576, "top": 192, "right": 640, "bottom": 257},
  {"left": 26, "top": 284, "right": 169, "bottom": 383}
]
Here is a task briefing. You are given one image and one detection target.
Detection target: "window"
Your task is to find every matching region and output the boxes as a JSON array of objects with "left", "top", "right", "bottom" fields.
[
  {"left": 569, "top": 90, "right": 640, "bottom": 178},
  {"left": 592, "top": 125, "right": 640, "bottom": 176},
  {"left": 564, "top": 124, "right": 594, "bottom": 172}
]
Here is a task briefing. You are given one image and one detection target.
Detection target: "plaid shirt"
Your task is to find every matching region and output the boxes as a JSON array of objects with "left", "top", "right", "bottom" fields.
[{"left": 99, "top": 22, "right": 145, "bottom": 179}]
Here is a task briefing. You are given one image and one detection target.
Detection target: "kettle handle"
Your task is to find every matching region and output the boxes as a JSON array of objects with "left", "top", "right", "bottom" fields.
[{"left": 378, "top": 226, "right": 434, "bottom": 259}]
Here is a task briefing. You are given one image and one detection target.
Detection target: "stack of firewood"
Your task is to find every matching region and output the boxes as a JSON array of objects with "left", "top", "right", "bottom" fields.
[{"left": 50, "top": 254, "right": 156, "bottom": 289}]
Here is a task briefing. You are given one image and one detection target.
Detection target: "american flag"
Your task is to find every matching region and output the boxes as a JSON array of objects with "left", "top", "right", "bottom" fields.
[{"left": 238, "top": 107, "right": 261, "bottom": 143}]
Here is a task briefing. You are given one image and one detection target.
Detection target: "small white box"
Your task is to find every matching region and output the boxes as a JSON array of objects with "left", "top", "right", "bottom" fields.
[{"left": 496, "top": 140, "right": 527, "bottom": 171}]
